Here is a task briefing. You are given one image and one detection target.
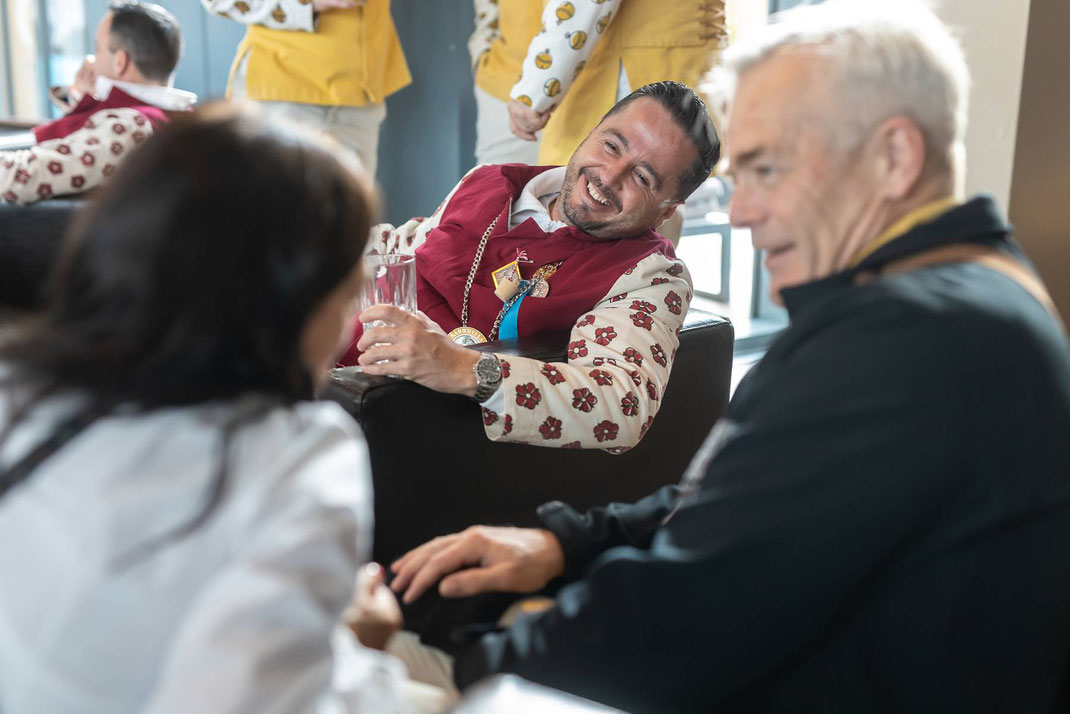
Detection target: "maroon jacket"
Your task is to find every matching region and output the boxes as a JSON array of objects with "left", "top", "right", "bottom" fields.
[{"left": 33, "top": 87, "right": 170, "bottom": 144}]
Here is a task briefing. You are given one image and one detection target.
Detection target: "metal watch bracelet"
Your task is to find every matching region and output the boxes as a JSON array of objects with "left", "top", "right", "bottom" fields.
[{"left": 472, "top": 352, "right": 503, "bottom": 402}]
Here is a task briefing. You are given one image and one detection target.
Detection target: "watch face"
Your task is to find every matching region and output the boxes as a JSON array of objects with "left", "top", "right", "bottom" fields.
[{"left": 476, "top": 354, "right": 502, "bottom": 384}]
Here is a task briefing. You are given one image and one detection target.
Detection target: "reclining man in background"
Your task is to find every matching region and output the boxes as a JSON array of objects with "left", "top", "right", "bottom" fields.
[
  {"left": 0, "top": 1, "right": 194, "bottom": 204},
  {"left": 343, "top": 81, "right": 719, "bottom": 451},
  {"left": 387, "top": 2, "right": 1070, "bottom": 711}
]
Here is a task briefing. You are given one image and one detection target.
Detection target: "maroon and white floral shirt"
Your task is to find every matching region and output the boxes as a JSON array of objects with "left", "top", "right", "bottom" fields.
[
  {"left": 1, "top": 82, "right": 194, "bottom": 205},
  {"left": 0, "top": 109, "right": 150, "bottom": 205}
]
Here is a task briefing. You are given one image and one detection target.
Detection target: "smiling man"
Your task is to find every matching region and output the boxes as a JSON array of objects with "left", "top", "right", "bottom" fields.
[
  {"left": 340, "top": 81, "right": 719, "bottom": 451},
  {"left": 385, "top": 2, "right": 1070, "bottom": 711}
]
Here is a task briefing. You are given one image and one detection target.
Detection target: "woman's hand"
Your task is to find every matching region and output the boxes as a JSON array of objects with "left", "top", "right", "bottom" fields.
[{"left": 345, "top": 563, "right": 402, "bottom": 651}]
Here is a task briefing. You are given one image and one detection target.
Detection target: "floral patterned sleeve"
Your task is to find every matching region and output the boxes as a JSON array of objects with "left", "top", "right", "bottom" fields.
[
  {"left": 0, "top": 108, "right": 153, "bottom": 205},
  {"left": 481, "top": 250, "right": 693, "bottom": 452},
  {"left": 200, "top": 0, "right": 314, "bottom": 32},
  {"left": 468, "top": 0, "right": 501, "bottom": 72},
  {"left": 365, "top": 215, "right": 438, "bottom": 256},
  {"left": 510, "top": 0, "right": 623, "bottom": 114}
]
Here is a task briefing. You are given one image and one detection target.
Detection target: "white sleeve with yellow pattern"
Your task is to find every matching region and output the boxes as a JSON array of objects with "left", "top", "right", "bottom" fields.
[
  {"left": 0, "top": 108, "right": 153, "bottom": 205},
  {"left": 510, "top": 0, "right": 623, "bottom": 114},
  {"left": 481, "top": 250, "right": 693, "bottom": 452},
  {"left": 199, "top": 0, "right": 314, "bottom": 32},
  {"left": 469, "top": 0, "right": 502, "bottom": 72}
]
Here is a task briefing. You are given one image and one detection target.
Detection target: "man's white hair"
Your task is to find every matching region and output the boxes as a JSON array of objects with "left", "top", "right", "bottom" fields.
[{"left": 718, "top": 0, "right": 970, "bottom": 174}]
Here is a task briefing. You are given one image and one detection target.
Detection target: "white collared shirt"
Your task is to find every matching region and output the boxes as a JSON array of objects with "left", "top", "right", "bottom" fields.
[
  {"left": 93, "top": 76, "right": 198, "bottom": 111},
  {"left": 508, "top": 166, "right": 570, "bottom": 233}
]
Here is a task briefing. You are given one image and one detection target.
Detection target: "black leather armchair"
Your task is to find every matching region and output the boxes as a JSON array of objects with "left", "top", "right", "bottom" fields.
[
  {"left": 320, "top": 308, "right": 734, "bottom": 564},
  {"left": 0, "top": 198, "right": 85, "bottom": 311}
]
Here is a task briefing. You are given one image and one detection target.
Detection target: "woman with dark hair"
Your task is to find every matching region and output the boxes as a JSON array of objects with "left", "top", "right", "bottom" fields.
[{"left": 0, "top": 105, "right": 436, "bottom": 712}]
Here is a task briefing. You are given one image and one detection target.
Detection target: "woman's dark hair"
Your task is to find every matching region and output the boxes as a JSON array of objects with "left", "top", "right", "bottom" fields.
[
  {"left": 2, "top": 102, "right": 374, "bottom": 408},
  {"left": 0, "top": 104, "right": 375, "bottom": 529}
]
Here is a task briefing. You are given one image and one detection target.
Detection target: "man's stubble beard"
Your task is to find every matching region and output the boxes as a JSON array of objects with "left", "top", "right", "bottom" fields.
[{"left": 559, "top": 167, "right": 618, "bottom": 238}]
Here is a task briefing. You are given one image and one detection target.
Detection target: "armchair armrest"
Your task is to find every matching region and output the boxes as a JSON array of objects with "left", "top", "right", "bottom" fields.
[
  {"left": 0, "top": 119, "right": 41, "bottom": 131},
  {"left": 321, "top": 327, "right": 573, "bottom": 423}
]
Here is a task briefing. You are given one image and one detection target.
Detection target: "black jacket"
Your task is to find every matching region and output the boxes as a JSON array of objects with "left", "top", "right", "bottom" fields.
[{"left": 453, "top": 197, "right": 1070, "bottom": 713}]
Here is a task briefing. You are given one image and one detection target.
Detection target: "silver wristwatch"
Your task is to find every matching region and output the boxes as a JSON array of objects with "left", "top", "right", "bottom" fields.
[{"left": 472, "top": 352, "right": 503, "bottom": 402}]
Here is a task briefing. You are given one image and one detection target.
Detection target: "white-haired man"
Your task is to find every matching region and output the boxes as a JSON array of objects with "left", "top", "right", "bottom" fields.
[{"left": 385, "top": 2, "right": 1070, "bottom": 711}]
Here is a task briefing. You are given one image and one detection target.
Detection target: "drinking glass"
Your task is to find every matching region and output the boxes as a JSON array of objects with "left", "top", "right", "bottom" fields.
[{"left": 360, "top": 253, "right": 417, "bottom": 332}]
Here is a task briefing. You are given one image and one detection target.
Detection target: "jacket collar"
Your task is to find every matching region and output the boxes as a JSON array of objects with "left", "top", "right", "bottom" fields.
[
  {"left": 95, "top": 78, "right": 197, "bottom": 111},
  {"left": 780, "top": 195, "right": 1012, "bottom": 317},
  {"left": 499, "top": 163, "right": 562, "bottom": 200},
  {"left": 854, "top": 195, "right": 1010, "bottom": 272}
]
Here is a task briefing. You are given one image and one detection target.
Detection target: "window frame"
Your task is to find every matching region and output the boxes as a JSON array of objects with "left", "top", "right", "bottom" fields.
[
  {"left": 678, "top": 214, "right": 732, "bottom": 305},
  {"left": 0, "top": 0, "right": 13, "bottom": 116}
]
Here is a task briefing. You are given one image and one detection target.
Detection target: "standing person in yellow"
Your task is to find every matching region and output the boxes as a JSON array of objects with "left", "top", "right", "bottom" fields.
[
  {"left": 470, "top": 0, "right": 726, "bottom": 167},
  {"left": 201, "top": 0, "right": 410, "bottom": 178}
]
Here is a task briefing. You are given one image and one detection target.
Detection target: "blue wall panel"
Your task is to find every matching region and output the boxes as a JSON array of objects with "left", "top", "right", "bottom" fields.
[
  {"left": 378, "top": 0, "right": 477, "bottom": 222},
  {"left": 201, "top": 10, "right": 245, "bottom": 99}
]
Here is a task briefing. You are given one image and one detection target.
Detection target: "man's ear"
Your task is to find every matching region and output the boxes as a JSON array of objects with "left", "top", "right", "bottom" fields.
[
  {"left": 874, "top": 116, "right": 927, "bottom": 201},
  {"left": 656, "top": 203, "right": 680, "bottom": 228},
  {"left": 113, "top": 48, "right": 132, "bottom": 79}
]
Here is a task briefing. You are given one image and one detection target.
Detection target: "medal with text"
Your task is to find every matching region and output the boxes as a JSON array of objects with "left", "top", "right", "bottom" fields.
[{"left": 448, "top": 326, "right": 488, "bottom": 345}]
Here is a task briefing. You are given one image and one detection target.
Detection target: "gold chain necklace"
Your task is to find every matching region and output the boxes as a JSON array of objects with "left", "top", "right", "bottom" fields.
[{"left": 446, "top": 214, "right": 500, "bottom": 345}]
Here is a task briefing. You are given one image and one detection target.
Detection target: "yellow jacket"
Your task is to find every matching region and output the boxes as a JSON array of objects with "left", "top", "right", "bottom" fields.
[
  {"left": 232, "top": 0, "right": 411, "bottom": 107},
  {"left": 475, "top": 0, "right": 725, "bottom": 166}
]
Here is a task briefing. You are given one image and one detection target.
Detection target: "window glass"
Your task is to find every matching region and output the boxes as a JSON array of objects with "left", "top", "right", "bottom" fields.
[
  {"left": 769, "top": 0, "right": 814, "bottom": 13},
  {"left": 677, "top": 177, "right": 732, "bottom": 303},
  {"left": 44, "top": 0, "right": 87, "bottom": 116},
  {"left": 680, "top": 173, "right": 788, "bottom": 348}
]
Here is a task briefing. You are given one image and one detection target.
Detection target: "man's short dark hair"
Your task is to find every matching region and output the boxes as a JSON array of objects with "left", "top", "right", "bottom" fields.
[
  {"left": 107, "top": 1, "right": 182, "bottom": 83},
  {"left": 604, "top": 81, "right": 720, "bottom": 202}
]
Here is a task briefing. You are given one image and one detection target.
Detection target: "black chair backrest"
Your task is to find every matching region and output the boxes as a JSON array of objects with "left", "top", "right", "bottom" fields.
[{"left": 0, "top": 199, "right": 86, "bottom": 311}]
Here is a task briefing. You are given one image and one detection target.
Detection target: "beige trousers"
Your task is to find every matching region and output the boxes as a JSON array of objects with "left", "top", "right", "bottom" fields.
[
  {"left": 232, "top": 54, "right": 386, "bottom": 178},
  {"left": 474, "top": 86, "right": 541, "bottom": 166}
]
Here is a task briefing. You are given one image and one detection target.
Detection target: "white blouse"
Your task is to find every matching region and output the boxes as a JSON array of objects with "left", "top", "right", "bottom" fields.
[{"left": 0, "top": 392, "right": 411, "bottom": 713}]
